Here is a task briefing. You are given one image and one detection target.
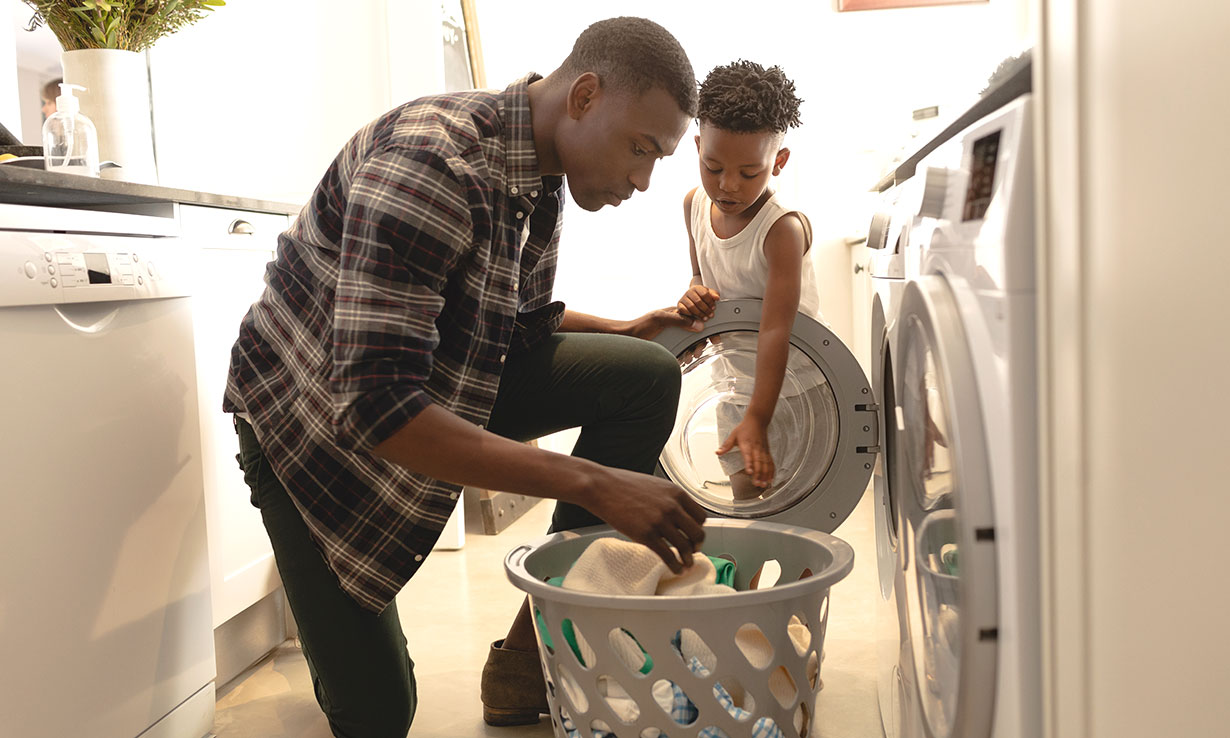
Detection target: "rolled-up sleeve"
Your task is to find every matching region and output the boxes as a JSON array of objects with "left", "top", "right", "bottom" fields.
[{"left": 331, "top": 148, "right": 472, "bottom": 451}]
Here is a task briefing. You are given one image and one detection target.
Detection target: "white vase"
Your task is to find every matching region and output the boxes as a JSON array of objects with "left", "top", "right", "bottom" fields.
[{"left": 61, "top": 49, "right": 158, "bottom": 184}]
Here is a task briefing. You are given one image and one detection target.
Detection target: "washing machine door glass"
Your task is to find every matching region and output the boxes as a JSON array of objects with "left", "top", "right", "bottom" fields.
[
  {"left": 897, "top": 277, "right": 997, "bottom": 738},
  {"left": 659, "top": 329, "right": 840, "bottom": 517},
  {"left": 654, "top": 299, "right": 876, "bottom": 531}
]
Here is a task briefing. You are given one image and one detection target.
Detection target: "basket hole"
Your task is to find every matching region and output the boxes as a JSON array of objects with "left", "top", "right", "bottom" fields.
[
  {"left": 534, "top": 607, "right": 554, "bottom": 656},
  {"left": 769, "top": 665, "right": 799, "bottom": 709},
  {"left": 749, "top": 559, "right": 782, "bottom": 589},
  {"left": 756, "top": 717, "right": 783, "bottom": 737},
  {"left": 798, "top": 567, "right": 814, "bottom": 580},
  {"left": 652, "top": 679, "right": 698, "bottom": 726},
  {"left": 589, "top": 718, "right": 613, "bottom": 736},
  {"left": 735, "top": 623, "right": 775, "bottom": 670},
  {"left": 562, "top": 619, "right": 595, "bottom": 669},
  {"left": 597, "top": 674, "right": 639, "bottom": 723},
  {"left": 806, "top": 649, "right": 821, "bottom": 691},
  {"left": 713, "top": 676, "right": 754, "bottom": 720},
  {"left": 700, "top": 728, "right": 731, "bottom": 738},
  {"left": 557, "top": 663, "right": 589, "bottom": 713},
  {"left": 608, "top": 627, "right": 652, "bottom": 676},
  {"left": 795, "top": 700, "right": 812, "bottom": 736},
  {"left": 672, "top": 628, "right": 715, "bottom": 677},
  {"left": 819, "top": 595, "right": 829, "bottom": 626},
  {"left": 638, "top": 729, "right": 664, "bottom": 738},
  {"left": 788, "top": 613, "right": 812, "bottom": 656}
]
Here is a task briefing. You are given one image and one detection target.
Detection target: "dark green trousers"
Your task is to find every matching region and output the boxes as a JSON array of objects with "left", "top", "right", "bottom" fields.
[{"left": 234, "top": 332, "right": 681, "bottom": 737}]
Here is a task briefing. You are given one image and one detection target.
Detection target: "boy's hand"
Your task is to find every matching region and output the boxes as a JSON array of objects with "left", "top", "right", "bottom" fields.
[
  {"left": 677, "top": 285, "right": 720, "bottom": 321},
  {"left": 716, "top": 417, "right": 776, "bottom": 488}
]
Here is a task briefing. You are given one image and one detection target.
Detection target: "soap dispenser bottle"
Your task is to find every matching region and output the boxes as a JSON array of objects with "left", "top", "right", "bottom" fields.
[{"left": 42, "top": 83, "right": 99, "bottom": 177}]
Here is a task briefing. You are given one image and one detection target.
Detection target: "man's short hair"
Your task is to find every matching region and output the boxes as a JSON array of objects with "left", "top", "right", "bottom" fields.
[
  {"left": 698, "top": 60, "right": 803, "bottom": 135},
  {"left": 556, "top": 17, "right": 697, "bottom": 117}
]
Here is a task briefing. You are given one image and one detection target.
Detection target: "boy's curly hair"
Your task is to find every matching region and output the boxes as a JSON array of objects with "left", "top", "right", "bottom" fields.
[{"left": 698, "top": 60, "right": 802, "bottom": 134}]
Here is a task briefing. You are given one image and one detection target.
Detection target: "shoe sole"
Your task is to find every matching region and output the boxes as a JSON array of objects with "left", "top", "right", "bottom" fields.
[{"left": 482, "top": 705, "right": 548, "bottom": 727}]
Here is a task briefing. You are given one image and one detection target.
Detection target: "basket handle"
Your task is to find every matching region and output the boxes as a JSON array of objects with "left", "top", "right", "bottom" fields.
[{"left": 507, "top": 544, "right": 534, "bottom": 569}]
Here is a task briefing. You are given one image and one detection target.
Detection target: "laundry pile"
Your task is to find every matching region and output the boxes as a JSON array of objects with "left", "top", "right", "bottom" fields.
[{"left": 536, "top": 538, "right": 817, "bottom": 738}]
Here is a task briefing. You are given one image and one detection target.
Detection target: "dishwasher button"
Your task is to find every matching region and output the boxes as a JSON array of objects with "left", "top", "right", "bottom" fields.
[
  {"left": 47, "top": 264, "right": 56, "bottom": 275},
  {"left": 24, "top": 262, "right": 37, "bottom": 279},
  {"left": 50, "top": 277, "right": 58, "bottom": 288}
]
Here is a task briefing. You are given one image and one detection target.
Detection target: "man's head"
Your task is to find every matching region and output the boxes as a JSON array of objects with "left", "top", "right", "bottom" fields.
[
  {"left": 546, "top": 17, "right": 697, "bottom": 211},
  {"left": 40, "top": 78, "right": 62, "bottom": 120},
  {"left": 695, "top": 60, "right": 802, "bottom": 218}
]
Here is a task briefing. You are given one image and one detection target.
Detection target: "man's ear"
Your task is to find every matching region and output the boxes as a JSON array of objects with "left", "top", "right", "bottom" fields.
[
  {"left": 566, "top": 72, "right": 602, "bottom": 121},
  {"left": 772, "top": 147, "right": 791, "bottom": 176}
]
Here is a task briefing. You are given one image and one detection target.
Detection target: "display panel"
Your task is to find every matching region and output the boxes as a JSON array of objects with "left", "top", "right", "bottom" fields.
[
  {"left": 84, "top": 252, "right": 111, "bottom": 285},
  {"left": 962, "top": 130, "right": 1001, "bottom": 221}
]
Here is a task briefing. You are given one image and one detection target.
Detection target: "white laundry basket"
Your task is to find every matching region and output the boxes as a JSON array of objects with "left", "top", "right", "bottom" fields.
[{"left": 504, "top": 519, "right": 855, "bottom": 738}]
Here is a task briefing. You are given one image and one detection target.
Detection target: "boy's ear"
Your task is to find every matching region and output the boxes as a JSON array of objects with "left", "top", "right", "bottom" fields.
[
  {"left": 695, "top": 134, "right": 701, "bottom": 152},
  {"left": 567, "top": 72, "right": 602, "bottom": 121},
  {"left": 773, "top": 147, "right": 791, "bottom": 176}
]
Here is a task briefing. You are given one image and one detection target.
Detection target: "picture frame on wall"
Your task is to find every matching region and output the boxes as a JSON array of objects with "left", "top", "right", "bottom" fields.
[{"left": 838, "top": 0, "right": 986, "bottom": 10}]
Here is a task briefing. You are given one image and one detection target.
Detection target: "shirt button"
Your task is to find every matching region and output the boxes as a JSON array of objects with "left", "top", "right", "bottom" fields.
[
  {"left": 450, "top": 491, "right": 459, "bottom": 500},
  {"left": 510, "top": 185, "right": 519, "bottom": 195},
  {"left": 512, "top": 280, "right": 519, "bottom": 291},
  {"left": 499, "top": 354, "right": 506, "bottom": 363},
  {"left": 414, "top": 554, "right": 423, "bottom": 562},
  {"left": 515, "top": 211, "right": 525, "bottom": 220},
  {"left": 530, "top": 190, "right": 539, "bottom": 198}
]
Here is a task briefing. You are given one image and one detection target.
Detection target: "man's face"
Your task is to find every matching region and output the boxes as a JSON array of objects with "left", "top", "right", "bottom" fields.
[{"left": 557, "top": 78, "right": 692, "bottom": 212}]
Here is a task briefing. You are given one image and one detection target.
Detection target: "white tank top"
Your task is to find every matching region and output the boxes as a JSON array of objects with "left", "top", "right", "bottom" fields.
[{"left": 690, "top": 189, "right": 822, "bottom": 321}]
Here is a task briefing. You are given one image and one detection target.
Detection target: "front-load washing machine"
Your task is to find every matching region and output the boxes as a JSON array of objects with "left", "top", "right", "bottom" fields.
[
  {"left": 866, "top": 173, "right": 932, "bottom": 738},
  {"left": 891, "top": 84, "right": 1039, "bottom": 738},
  {"left": 653, "top": 303, "right": 876, "bottom": 534}
]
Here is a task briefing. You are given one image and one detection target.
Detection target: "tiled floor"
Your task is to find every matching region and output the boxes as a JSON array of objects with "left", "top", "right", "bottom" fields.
[{"left": 212, "top": 488, "right": 880, "bottom": 738}]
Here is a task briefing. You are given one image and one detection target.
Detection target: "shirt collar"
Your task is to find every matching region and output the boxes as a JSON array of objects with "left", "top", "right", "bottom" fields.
[{"left": 502, "top": 73, "right": 547, "bottom": 200}]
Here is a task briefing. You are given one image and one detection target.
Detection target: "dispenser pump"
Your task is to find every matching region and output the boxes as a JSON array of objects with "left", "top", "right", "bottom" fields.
[{"left": 55, "top": 83, "right": 85, "bottom": 116}]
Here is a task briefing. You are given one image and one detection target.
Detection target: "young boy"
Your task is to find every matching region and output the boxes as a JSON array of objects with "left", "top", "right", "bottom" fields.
[{"left": 676, "top": 60, "right": 821, "bottom": 501}]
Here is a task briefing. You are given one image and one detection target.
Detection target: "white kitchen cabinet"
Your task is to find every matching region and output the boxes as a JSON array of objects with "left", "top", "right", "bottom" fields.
[{"left": 181, "top": 203, "right": 290, "bottom": 629}]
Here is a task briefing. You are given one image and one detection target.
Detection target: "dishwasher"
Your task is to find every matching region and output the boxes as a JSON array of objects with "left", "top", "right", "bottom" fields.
[{"left": 0, "top": 203, "right": 215, "bottom": 737}]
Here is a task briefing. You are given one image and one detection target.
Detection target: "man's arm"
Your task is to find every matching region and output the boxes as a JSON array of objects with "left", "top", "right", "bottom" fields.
[
  {"left": 558, "top": 307, "right": 702, "bottom": 340},
  {"left": 371, "top": 404, "right": 706, "bottom": 572}
]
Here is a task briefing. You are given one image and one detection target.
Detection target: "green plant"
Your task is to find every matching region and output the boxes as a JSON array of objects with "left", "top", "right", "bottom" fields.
[{"left": 23, "top": 0, "right": 226, "bottom": 53}]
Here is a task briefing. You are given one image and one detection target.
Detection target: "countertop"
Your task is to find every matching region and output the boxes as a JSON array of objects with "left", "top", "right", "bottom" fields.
[{"left": 0, "top": 165, "right": 302, "bottom": 216}]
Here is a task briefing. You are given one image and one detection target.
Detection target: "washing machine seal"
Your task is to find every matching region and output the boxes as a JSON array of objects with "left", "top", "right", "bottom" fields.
[{"left": 653, "top": 299, "right": 876, "bottom": 532}]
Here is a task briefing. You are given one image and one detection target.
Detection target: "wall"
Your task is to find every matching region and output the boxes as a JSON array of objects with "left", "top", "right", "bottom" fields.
[
  {"left": 474, "top": 0, "right": 1032, "bottom": 349},
  {"left": 148, "top": 0, "right": 411, "bottom": 204},
  {"left": 1, "top": 6, "right": 21, "bottom": 141}
]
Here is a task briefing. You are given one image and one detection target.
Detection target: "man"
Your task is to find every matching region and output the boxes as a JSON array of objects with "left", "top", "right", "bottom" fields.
[{"left": 226, "top": 16, "right": 707, "bottom": 737}]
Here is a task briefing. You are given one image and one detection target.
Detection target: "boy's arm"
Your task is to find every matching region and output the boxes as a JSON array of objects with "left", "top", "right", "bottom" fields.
[{"left": 746, "top": 213, "right": 809, "bottom": 425}]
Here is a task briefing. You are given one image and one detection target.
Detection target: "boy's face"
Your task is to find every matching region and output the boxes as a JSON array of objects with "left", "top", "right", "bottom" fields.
[
  {"left": 695, "top": 125, "right": 789, "bottom": 218},
  {"left": 557, "top": 75, "right": 691, "bottom": 212}
]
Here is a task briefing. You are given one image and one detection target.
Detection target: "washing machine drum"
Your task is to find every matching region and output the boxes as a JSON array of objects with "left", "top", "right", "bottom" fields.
[{"left": 653, "top": 299, "right": 877, "bottom": 532}]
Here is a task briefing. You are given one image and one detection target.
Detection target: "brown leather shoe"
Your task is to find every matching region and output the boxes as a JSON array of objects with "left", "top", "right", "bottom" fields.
[{"left": 481, "top": 639, "right": 549, "bottom": 726}]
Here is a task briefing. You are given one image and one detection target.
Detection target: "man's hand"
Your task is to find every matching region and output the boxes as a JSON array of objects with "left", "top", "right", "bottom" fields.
[
  {"left": 621, "top": 308, "right": 704, "bottom": 341},
  {"left": 677, "top": 285, "right": 720, "bottom": 321},
  {"left": 716, "top": 416, "right": 776, "bottom": 488},
  {"left": 583, "top": 465, "right": 708, "bottom": 572}
]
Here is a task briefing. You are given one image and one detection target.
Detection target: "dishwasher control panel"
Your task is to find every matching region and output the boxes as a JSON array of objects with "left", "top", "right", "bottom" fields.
[{"left": 1, "top": 232, "right": 191, "bottom": 308}]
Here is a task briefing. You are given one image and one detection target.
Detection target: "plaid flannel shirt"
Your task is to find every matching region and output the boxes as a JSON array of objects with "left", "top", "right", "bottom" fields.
[{"left": 224, "top": 74, "right": 565, "bottom": 612}]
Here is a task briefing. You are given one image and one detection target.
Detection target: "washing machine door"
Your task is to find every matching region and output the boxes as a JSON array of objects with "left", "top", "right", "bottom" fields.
[
  {"left": 654, "top": 299, "right": 876, "bottom": 532},
  {"left": 895, "top": 276, "right": 998, "bottom": 738}
]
